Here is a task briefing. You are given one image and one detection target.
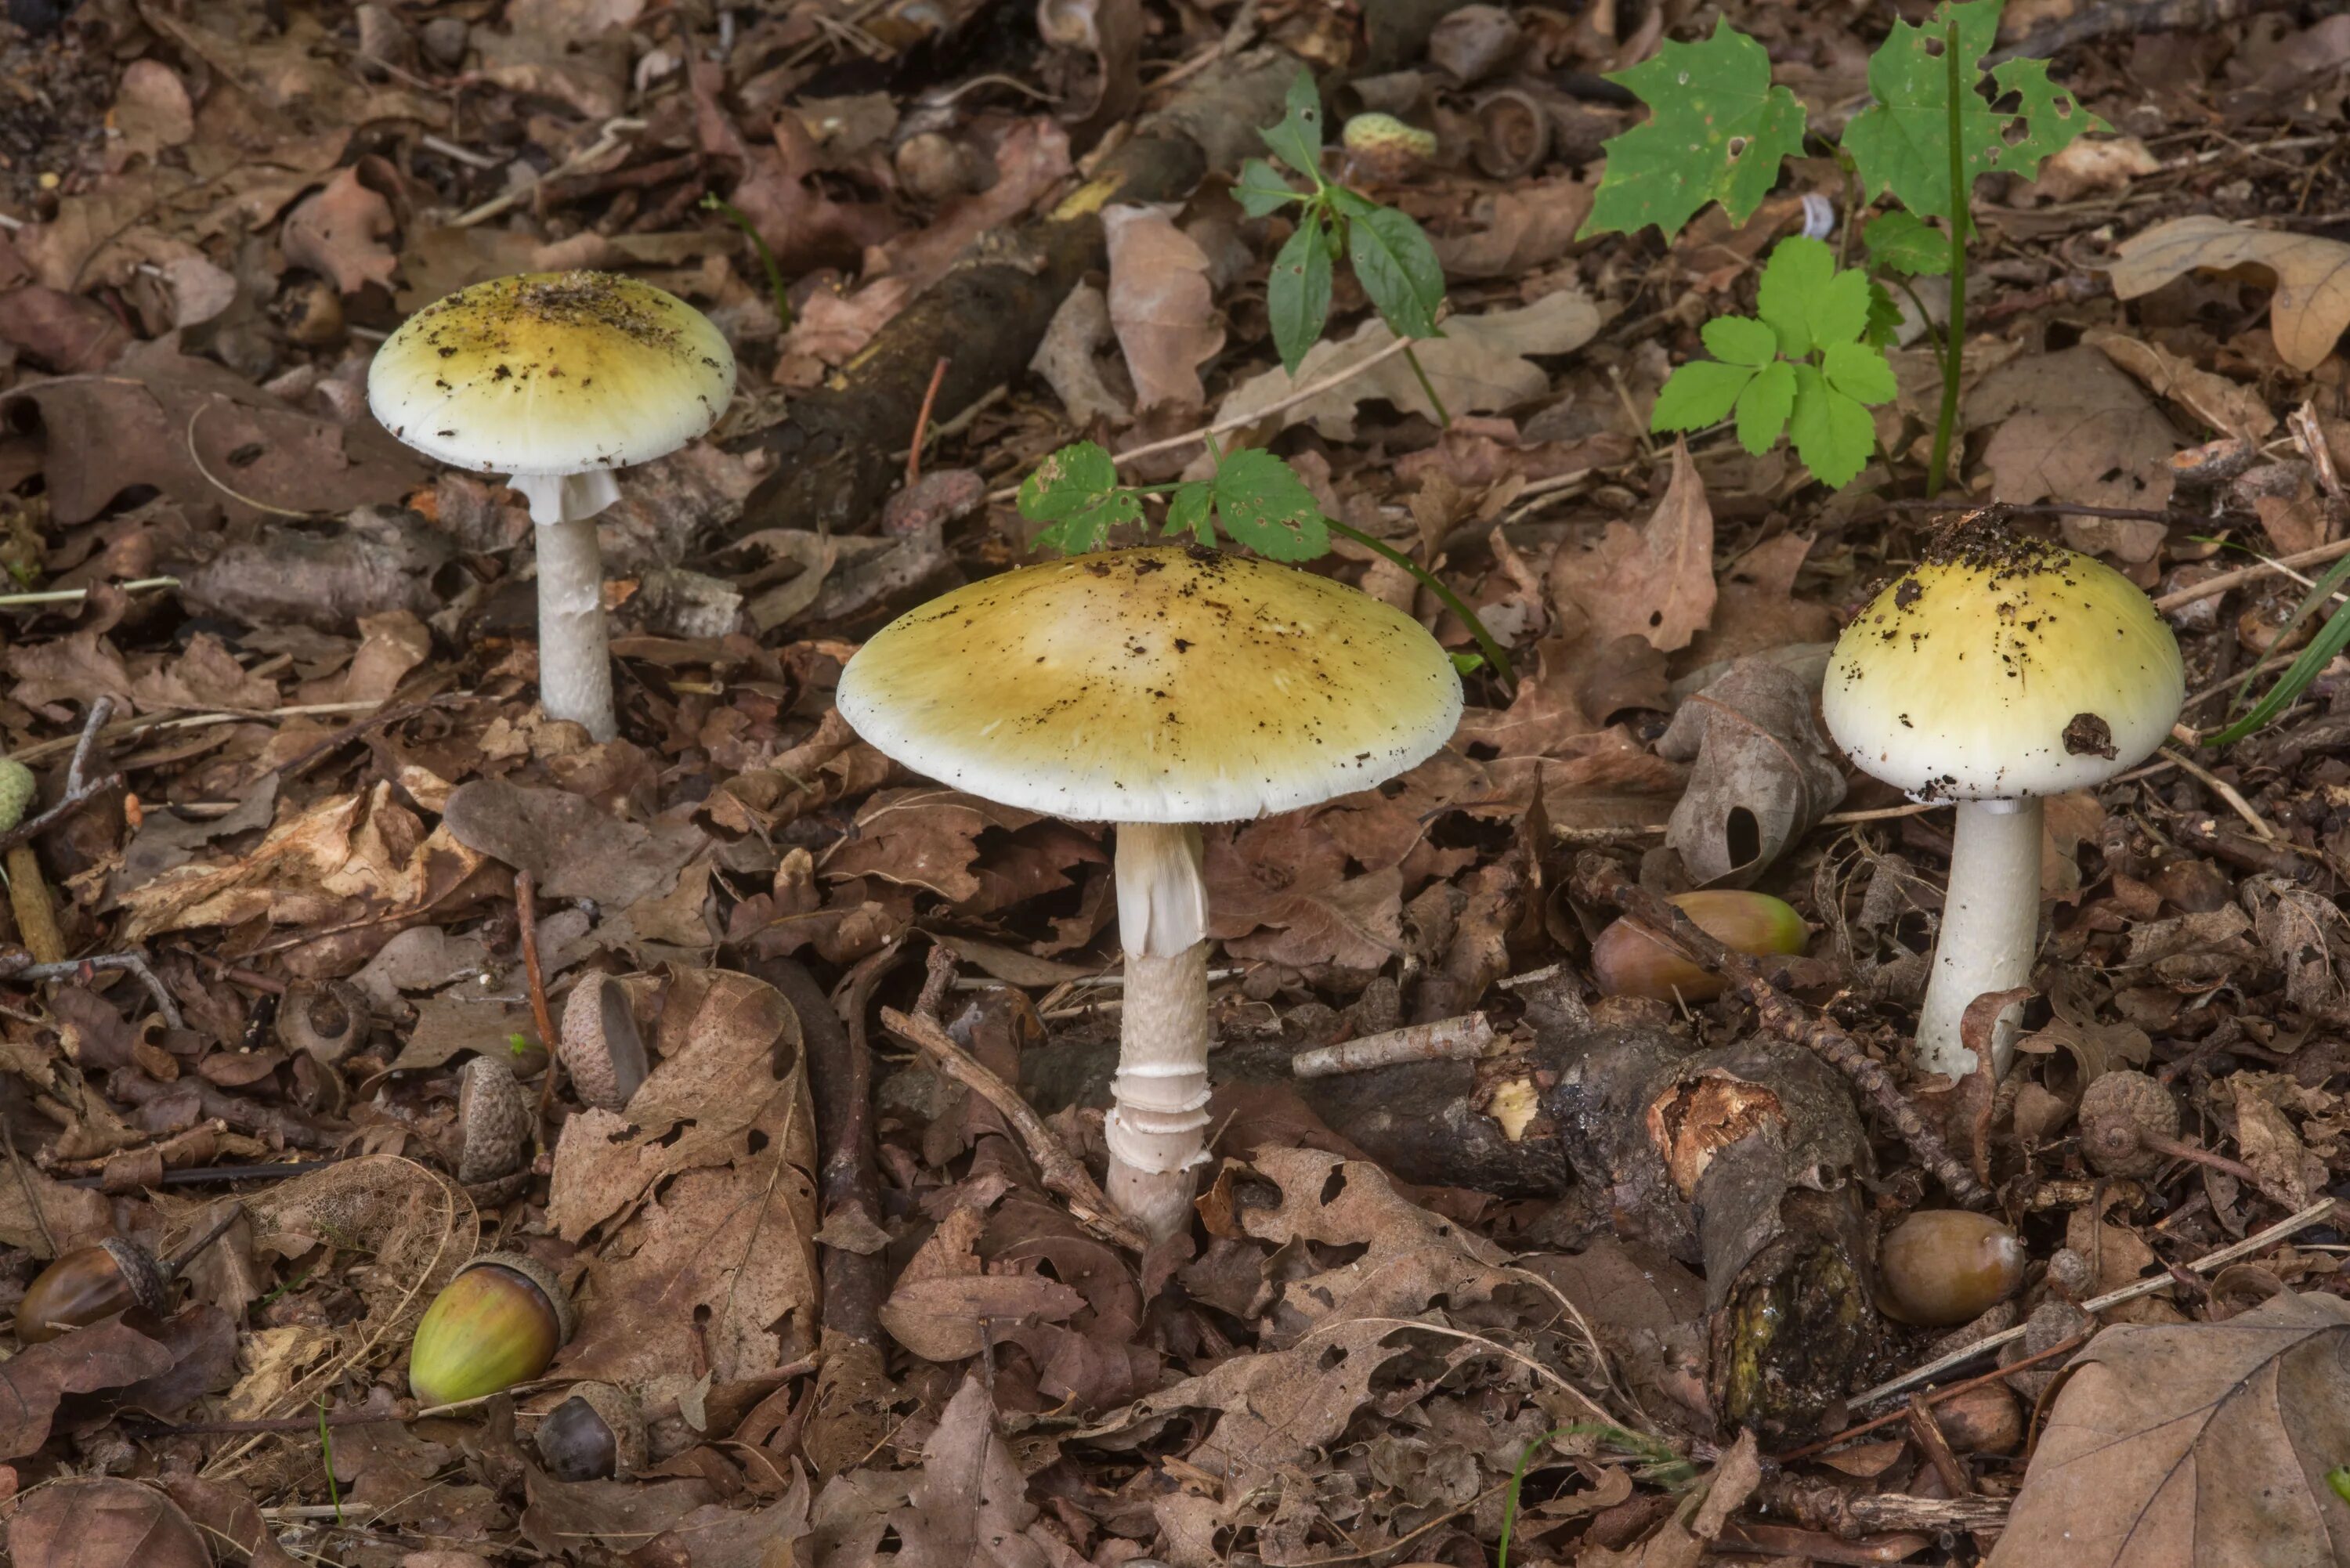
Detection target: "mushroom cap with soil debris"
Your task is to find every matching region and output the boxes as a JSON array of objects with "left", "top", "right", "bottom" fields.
[
  {"left": 834, "top": 544, "right": 1464, "bottom": 823},
  {"left": 1820, "top": 518, "right": 2184, "bottom": 800},
  {"left": 366, "top": 269, "right": 736, "bottom": 478}
]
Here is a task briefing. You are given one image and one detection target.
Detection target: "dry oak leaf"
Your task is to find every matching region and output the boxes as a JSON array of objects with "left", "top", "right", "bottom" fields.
[
  {"left": 2110, "top": 216, "right": 2350, "bottom": 374},
  {"left": 1969, "top": 345, "right": 2178, "bottom": 527},
  {"left": 1217, "top": 287, "right": 1602, "bottom": 441},
  {"left": 282, "top": 165, "right": 400, "bottom": 295},
  {"left": 1547, "top": 437, "right": 1716, "bottom": 654},
  {"left": 1656, "top": 656, "right": 1848, "bottom": 887},
  {"left": 1581, "top": 1431, "right": 1761, "bottom": 1568},
  {"left": 1103, "top": 203, "right": 1224, "bottom": 412},
  {"left": 7, "top": 1478, "right": 212, "bottom": 1568},
  {"left": 1988, "top": 1290, "right": 2350, "bottom": 1567},
  {"left": 879, "top": 1205, "right": 1086, "bottom": 1364},
  {"left": 893, "top": 1371, "right": 1058, "bottom": 1568},
  {"left": 0, "top": 1321, "right": 177, "bottom": 1458},
  {"left": 2087, "top": 328, "right": 2277, "bottom": 444}
]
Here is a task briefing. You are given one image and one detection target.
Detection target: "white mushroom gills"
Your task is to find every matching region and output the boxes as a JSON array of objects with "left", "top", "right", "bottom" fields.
[{"left": 1103, "top": 822, "right": 1213, "bottom": 1241}]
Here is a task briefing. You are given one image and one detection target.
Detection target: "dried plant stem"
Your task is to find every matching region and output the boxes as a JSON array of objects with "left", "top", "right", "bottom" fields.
[
  {"left": 1291, "top": 1013, "right": 1494, "bottom": 1078},
  {"left": 515, "top": 870, "right": 562, "bottom": 1118},
  {"left": 907, "top": 356, "right": 951, "bottom": 485},
  {"left": 881, "top": 999, "right": 1149, "bottom": 1252},
  {"left": 2153, "top": 537, "right": 2350, "bottom": 612},
  {"left": 1574, "top": 856, "right": 1990, "bottom": 1209},
  {"left": 5, "top": 846, "right": 63, "bottom": 963}
]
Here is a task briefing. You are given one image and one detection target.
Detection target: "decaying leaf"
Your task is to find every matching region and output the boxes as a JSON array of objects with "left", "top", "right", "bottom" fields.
[
  {"left": 1970, "top": 345, "right": 2180, "bottom": 527},
  {"left": 6, "top": 1478, "right": 213, "bottom": 1568},
  {"left": 2110, "top": 215, "right": 2350, "bottom": 373},
  {"left": 1549, "top": 439, "right": 1718, "bottom": 655},
  {"left": 1656, "top": 657, "right": 1846, "bottom": 886},
  {"left": 1102, "top": 204, "right": 1224, "bottom": 412},
  {"left": 1990, "top": 1291, "right": 2350, "bottom": 1566}
]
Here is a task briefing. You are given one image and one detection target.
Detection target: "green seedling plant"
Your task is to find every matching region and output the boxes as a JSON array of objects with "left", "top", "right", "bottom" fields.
[
  {"left": 1496, "top": 1423, "right": 1697, "bottom": 1568},
  {"left": 2201, "top": 546, "right": 2350, "bottom": 746},
  {"left": 1588, "top": 0, "right": 2103, "bottom": 494},
  {"left": 1015, "top": 71, "right": 1518, "bottom": 688}
]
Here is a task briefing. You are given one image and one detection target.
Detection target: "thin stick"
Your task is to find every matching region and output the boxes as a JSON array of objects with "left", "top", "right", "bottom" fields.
[
  {"left": 0, "top": 576, "right": 178, "bottom": 609},
  {"left": 1574, "top": 856, "right": 1990, "bottom": 1209},
  {"left": 2153, "top": 537, "right": 2350, "bottom": 612},
  {"left": 515, "top": 871, "right": 562, "bottom": 1118},
  {"left": 0, "top": 696, "right": 125, "bottom": 861},
  {"left": 1292, "top": 1013, "right": 1494, "bottom": 1078},
  {"left": 880, "top": 1002, "right": 1148, "bottom": 1252},
  {"left": 907, "top": 356, "right": 951, "bottom": 486},
  {"left": 1853, "top": 1194, "right": 2341, "bottom": 1407},
  {"left": 1772, "top": 1331, "right": 2091, "bottom": 1462},
  {"left": 452, "top": 117, "right": 647, "bottom": 227},
  {"left": 2161, "top": 740, "right": 2276, "bottom": 840}
]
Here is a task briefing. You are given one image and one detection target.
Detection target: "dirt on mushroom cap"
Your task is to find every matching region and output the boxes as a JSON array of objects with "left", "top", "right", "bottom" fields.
[
  {"left": 834, "top": 545, "right": 1464, "bottom": 823},
  {"left": 366, "top": 270, "right": 736, "bottom": 479},
  {"left": 1820, "top": 517, "right": 2184, "bottom": 800}
]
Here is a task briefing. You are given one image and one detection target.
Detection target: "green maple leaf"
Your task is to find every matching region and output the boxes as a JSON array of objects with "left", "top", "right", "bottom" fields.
[
  {"left": 1843, "top": 0, "right": 2105, "bottom": 223},
  {"left": 1581, "top": 18, "right": 1807, "bottom": 241},
  {"left": 1189, "top": 448, "right": 1329, "bottom": 560},
  {"left": 1864, "top": 211, "right": 1952, "bottom": 276},
  {"left": 1019, "top": 442, "right": 1141, "bottom": 554}
]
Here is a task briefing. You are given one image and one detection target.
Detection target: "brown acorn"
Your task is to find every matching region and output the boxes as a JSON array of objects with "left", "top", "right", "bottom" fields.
[
  {"left": 16, "top": 1204, "right": 242, "bottom": 1344},
  {"left": 559, "top": 972, "right": 649, "bottom": 1112},
  {"left": 534, "top": 1381, "right": 649, "bottom": 1480},
  {"left": 409, "top": 1252, "right": 575, "bottom": 1407},
  {"left": 1591, "top": 890, "right": 1809, "bottom": 1003},
  {"left": 1877, "top": 1209, "right": 2026, "bottom": 1328}
]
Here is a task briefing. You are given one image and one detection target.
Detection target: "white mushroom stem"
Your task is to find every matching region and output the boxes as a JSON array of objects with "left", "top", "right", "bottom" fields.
[
  {"left": 1915, "top": 796, "right": 2043, "bottom": 1082},
  {"left": 507, "top": 471, "right": 622, "bottom": 743},
  {"left": 1104, "top": 822, "right": 1213, "bottom": 1244}
]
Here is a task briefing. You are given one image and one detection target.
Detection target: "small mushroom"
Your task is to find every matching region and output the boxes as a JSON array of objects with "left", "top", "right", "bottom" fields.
[
  {"left": 367, "top": 273, "right": 737, "bottom": 741},
  {"left": 837, "top": 547, "right": 1462, "bottom": 1241},
  {"left": 277, "top": 979, "right": 371, "bottom": 1063},
  {"left": 559, "top": 971, "right": 649, "bottom": 1112},
  {"left": 1821, "top": 515, "right": 2184, "bottom": 1079}
]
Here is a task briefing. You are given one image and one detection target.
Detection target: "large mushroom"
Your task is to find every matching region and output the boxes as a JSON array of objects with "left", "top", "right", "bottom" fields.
[
  {"left": 369, "top": 271, "right": 736, "bottom": 742},
  {"left": 837, "top": 545, "right": 1462, "bottom": 1241},
  {"left": 1821, "top": 517, "right": 2182, "bottom": 1080}
]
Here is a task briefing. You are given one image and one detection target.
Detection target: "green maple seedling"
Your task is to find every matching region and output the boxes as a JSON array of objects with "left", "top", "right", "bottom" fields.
[{"left": 1650, "top": 238, "right": 1897, "bottom": 489}]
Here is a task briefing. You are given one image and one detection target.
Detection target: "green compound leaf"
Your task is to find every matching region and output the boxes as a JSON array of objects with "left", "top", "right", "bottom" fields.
[
  {"left": 1235, "top": 157, "right": 1303, "bottom": 218},
  {"left": 1267, "top": 216, "right": 1336, "bottom": 375},
  {"left": 1788, "top": 363, "right": 1877, "bottom": 488},
  {"left": 1701, "top": 313, "right": 1779, "bottom": 368},
  {"left": 1755, "top": 237, "right": 1875, "bottom": 357},
  {"left": 1651, "top": 359, "right": 1756, "bottom": 434},
  {"left": 1862, "top": 280, "right": 1906, "bottom": 349},
  {"left": 1165, "top": 481, "right": 1214, "bottom": 547},
  {"left": 1203, "top": 448, "right": 1330, "bottom": 561},
  {"left": 1020, "top": 442, "right": 1143, "bottom": 554},
  {"left": 1843, "top": 0, "right": 2103, "bottom": 222},
  {"left": 1581, "top": 18, "right": 1807, "bottom": 241},
  {"left": 1262, "top": 70, "right": 1327, "bottom": 183},
  {"left": 1822, "top": 340, "right": 1898, "bottom": 403},
  {"left": 1864, "top": 210, "right": 1952, "bottom": 276},
  {"left": 1333, "top": 191, "right": 1445, "bottom": 340},
  {"left": 1735, "top": 359, "right": 1797, "bottom": 454}
]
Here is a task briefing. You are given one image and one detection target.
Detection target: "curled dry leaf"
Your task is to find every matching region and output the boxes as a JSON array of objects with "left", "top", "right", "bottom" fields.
[
  {"left": 2087, "top": 328, "right": 2277, "bottom": 444},
  {"left": 1656, "top": 657, "right": 1849, "bottom": 887},
  {"left": 2110, "top": 215, "right": 2350, "bottom": 373},
  {"left": 1989, "top": 1291, "right": 2350, "bottom": 1566},
  {"left": 1036, "top": 0, "right": 1142, "bottom": 146},
  {"left": 0, "top": 1321, "right": 177, "bottom": 1459},
  {"left": 6, "top": 1477, "right": 212, "bottom": 1568}
]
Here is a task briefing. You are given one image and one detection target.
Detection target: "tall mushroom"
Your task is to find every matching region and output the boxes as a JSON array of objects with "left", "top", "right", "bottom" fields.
[
  {"left": 369, "top": 271, "right": 736, "bottom": 742},
  {"left": 1821, "top": 518, "right": 2182, "bottom": 1080},
  {"left": 837, "top": 545, "right": 1462, "bottom": 1241}
]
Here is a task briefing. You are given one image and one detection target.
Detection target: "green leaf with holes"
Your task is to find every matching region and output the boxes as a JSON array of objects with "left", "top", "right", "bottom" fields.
[
  {"left": 1581, "top": 18, "right": 1807, "bottom": 240},
  {"left": 1202, "top": 447, "right": 1329, "bottom": 560},
  {"left": 1261, "top": 69, "right": 1327, "bottom": 183},
  {"left": 1019, "top": 442, "right": 1141, "bottom": 555},
  {"left": 1843, "top": 0, "right": 2104, "bottom": 223},
  {"left": 1267, "top": 215, "right": 1336, "bottom": 374}
]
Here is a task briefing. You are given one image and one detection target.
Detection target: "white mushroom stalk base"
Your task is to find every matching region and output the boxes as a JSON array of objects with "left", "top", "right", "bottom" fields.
[
  {"left": 508, "top": 471, "right": 621, "bottom": 743},
  {"left": 1104, "top": 822, "right": 1213, "bottom": 1244},
  {"left": 1915, "top": 796, "right": 2044, "bottom": 1082}
]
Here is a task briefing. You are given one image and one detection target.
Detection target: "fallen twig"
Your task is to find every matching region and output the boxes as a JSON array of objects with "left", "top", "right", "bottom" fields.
[
  {"left": 516, "top": 870, "right": 562, "bottom": 1119},
  {"left": 1292, "top": 1013, "right": 1495, "bottom": 1078},
  {"left": 882, "top": 973, "right": 1148, "bottom": 1252},
  {"left": 0, "top": 695, "right": 124, "bottom": 862},
  {"left": 1574, "top": 856, "right": 1991, "bottom": 1209}
]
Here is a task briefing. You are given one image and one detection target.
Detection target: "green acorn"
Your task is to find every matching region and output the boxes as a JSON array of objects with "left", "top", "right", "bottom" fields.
[
  {"left": 408, "top": 1253, "right": 575, "bottom": 1407},
  {"left": 1341, "top": 112, "right": 1437, "bottom": 182},
  {"left": 1591, "top": 890, "right": 1808, "bottom": 1002},
  {"left": 0, "top": 757, "right": 34, "bottom": 834}
]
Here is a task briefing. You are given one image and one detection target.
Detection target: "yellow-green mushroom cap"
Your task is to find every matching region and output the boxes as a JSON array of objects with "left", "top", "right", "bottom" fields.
[
  {"left": 367, "top": 271, "right": 735, "bottom": 477},
  {"left": 1821, "top": 522, "right": 2183, "bottom": 800},
  {"left": 836, "top": 546, "right": 1464, "bottom": 822}
]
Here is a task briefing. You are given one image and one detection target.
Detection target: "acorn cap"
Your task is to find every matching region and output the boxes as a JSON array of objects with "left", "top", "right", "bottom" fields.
[
  {"left": 836, "top": 545, "right": 1463, "bottom": 822},
  {"left": 457, "top": 1251, "right": 577, "bottom": 1344},
  {"left": 1821, "top": 518, "right": 2183, "bottom": 800},
  {"left": 559, "top": 971, "right": 649, "bottom": 1112},
  {"left": 456, "top": 1054, "right": 533, "bottom": 1187},
  {"left": 99, "top": 1237, "right": 172, "bottom": 1313},
  {"left": 367, "top": 270, "right": 735, "bottom": 479},
  {"left": 549, "top": 1381, "right": 649, "bottom": 1478}
]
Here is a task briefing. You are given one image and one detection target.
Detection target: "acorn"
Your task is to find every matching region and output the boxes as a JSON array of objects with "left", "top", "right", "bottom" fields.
[
  {"left": 277, "top": 979, "right": 371, "bottom": 1063},
  {"left": 1877, "top": 1209, "right": 2026, "bottom": 1328},
  {"left": 0, "top": 757, "right": 34, "bottom": 833},
  {"left": 1591, "top": 890, "right": 1809, "bottom": 1003},
  {"left": 1341, "top": 112, "right": 1437, "bottom": 182},
  {"left": 408, "top": 1252, "right": 575, "bottom": 1407},
  {"left": 2077, "top": 1068, "right": 2181, "bottom": 1178},
  {"left": 534, "top": 1381, "right": 649, "bottom": 1480},
  {"left": 16, "top": 1203, "right": 242, "bottom": 1344},
  {"left": 1932, "top": 1381, "right": 2023, "bottom": 1454},
  {"left": 559, "top": 972, "right": 649, "bottom": 1112},
  {"left": 455, "top": 1054, "right": 534, "bottom": 1191}
]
